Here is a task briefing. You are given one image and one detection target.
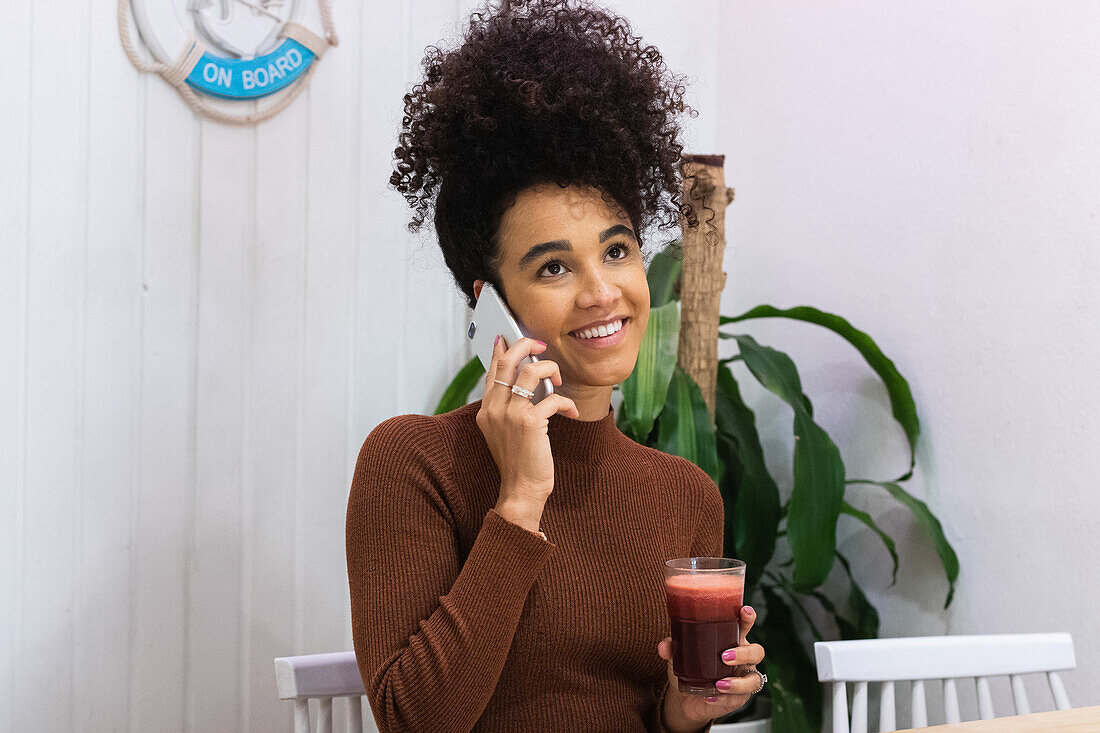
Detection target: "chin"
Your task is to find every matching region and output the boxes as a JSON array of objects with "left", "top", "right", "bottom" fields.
[{"left": 577, "top": 362, "right": 636, "bottom": 387}]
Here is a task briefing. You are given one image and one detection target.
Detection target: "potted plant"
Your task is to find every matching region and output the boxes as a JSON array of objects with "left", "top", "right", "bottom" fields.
[{"left": 433, "top": 157, "right": 959, "bottom": 732}]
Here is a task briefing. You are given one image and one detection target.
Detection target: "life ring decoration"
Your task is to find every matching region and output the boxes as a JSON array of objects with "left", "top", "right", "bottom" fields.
[{"left": 118, "top": 0, "right": 338, "bottom": 125}]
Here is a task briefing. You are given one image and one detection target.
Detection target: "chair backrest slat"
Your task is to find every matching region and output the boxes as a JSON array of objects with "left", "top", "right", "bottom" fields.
[
  {"left": 294, "top": 699, "right": 312, "bottom": 733},
  {"left": 832, "top": 681, "right": 850, "bottom": 733},
  {"left": 1048, "top": 671, "right": 1071, "bottom": 710},
  {"left": 1010, "top": 674, "right": 1030, "bottom": 715},
  {"left": 976, "top": 676, "right": 995, "bottom": 719},
  {"left": 910, "top": 679, "right": 928, "bottom": 727},
  {"left": 851, "top": 681, "right": 868, "bottom": 733},
  {"left": 317, "top": 697, "right": 333, "bottom": 733},
  {"left": 347, "top": 696, "right": 364, "bottom": 733},
  {"left": 943, "top": 678, "right": 961, "bottom": 724},
  {"left": 878, "top": 680, "right": 895, "bottom": 732}
]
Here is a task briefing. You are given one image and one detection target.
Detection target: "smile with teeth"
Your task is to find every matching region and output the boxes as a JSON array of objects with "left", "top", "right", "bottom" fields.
[{"left": 570, "top": 318, "right": 626, "bottom": 340}]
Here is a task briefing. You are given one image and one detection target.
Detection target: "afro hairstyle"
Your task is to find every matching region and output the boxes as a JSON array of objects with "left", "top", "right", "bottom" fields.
[{"left": 389, "top": 0, "right": 715, "bottom": 309}]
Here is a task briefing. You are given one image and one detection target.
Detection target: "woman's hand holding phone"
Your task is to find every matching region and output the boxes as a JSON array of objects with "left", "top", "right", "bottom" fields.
[{"left": 476, "top": 335, "right": 580, "bottom": 534}]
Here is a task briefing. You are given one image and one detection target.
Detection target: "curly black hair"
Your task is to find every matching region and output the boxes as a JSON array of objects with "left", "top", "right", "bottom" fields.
[{"left": 389, "top": 0, "right": 713, "bottom": 310}]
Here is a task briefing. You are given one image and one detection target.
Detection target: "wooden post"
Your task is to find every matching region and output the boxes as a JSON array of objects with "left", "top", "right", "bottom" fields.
[{"left": 678, "top": 154, "right": 735, "bottom": 421}]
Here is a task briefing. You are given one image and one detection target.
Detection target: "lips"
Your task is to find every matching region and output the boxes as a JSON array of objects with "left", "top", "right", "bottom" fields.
[
  {"left": 569, "top": 315, "right": 630, "bottom": 335},
  {"left": 568, "top": 317, "right": 630, "bottom": 347},
  {"left": 569, "top": 317, "right": 629, "bottom": 338}
]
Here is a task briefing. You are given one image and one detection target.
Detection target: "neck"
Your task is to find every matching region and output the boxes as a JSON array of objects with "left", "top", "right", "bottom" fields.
[
  {"left": 545, "top": 398, "right": 620, "bottom": 462},
  {"left": 553, "top": 383, "right": 615, "bottom": 421}
]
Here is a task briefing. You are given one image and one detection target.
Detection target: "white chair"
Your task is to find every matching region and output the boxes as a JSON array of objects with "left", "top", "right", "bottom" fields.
[
  {"left": 814, "top": 633, "right": 1075, "bottom": 733},
  {"left": 274, "top": 650, "right": 373, "bottom": 733}
]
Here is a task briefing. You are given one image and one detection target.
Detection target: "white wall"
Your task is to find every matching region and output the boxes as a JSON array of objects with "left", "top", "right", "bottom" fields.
[
  {"left": 0, "top": 1, "right": 723, "bottom": 731},
  {"left": 715, "top": 0, "right": 1100, "bottom": 726}
]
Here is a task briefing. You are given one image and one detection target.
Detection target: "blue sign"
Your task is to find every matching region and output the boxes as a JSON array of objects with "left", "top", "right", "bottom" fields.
[{"left": 185, "top": 38, "right": 315, "bottom": 100}]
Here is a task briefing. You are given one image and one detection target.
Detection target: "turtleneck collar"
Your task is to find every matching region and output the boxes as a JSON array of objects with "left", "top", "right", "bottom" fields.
[{"left": 547, "top": 401, "right": 622, "bottom": 462}]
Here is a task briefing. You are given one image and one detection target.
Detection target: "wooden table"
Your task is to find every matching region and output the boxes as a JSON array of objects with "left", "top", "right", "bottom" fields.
[{"left": 893, "top": 705, "right": 1100, "bottom": 731}]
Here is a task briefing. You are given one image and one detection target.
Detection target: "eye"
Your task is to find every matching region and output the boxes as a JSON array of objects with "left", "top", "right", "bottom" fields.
[
  {"left": 540, "top": 261, "right": 565, "bottom": 277},
  {"left": 536, "top": 241, "right": 633, "bottom": 279}
]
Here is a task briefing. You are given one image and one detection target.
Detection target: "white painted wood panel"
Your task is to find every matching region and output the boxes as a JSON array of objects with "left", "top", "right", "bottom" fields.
[
  {"left": 247, "top": 90, "right": 309, "bottom": 733},
  {"left": 75, "top": 1, "right": 145, "bottom": 729},
  {"left": 400, "top": 0, "right": 470, "bottom": 419},
  {"left": 301, "top": 0, "right": 362, "bottom": 669},
  {"left": 134, "top": 65, "right": 201, "bottom": 733},
  {"left": 0, "top": 0, "right": 31, "bottom": 730},
  {"left": 17, "top": 0, "right": 90, "bottom": 729},
  {"left": 353, "top": 0, "right": 415, "bottom": 448},
  {"left": 189, "top": 116, "right": 254, "bottom": 731}
]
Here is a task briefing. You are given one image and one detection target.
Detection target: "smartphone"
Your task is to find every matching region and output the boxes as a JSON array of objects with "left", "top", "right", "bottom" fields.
[{"left": 467, "top": 282, "right": 555, "bottom": 404}]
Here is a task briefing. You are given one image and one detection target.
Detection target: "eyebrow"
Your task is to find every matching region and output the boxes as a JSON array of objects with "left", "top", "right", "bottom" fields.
[{"left": 517, "top": 224, "right": 637, "bottom": 270}]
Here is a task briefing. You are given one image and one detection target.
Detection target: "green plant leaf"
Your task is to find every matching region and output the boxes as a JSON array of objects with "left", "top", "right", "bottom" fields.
[
  {"left": 840, "top": 501, "right": 900, "bottom": 586},
  {"left": 732, "top": 334, "right": 804, "bottom": 406},
  {"left": 731, "top": 333, "right": 814, "bottom": 415},
  {"left": 722, "top": 305, "right": 920, "bottom": 481},
  {"left": 756, "top": 585, "right": 822, "bottom": 733},
  {"left": 809, "top": 589, "right": 849, "bottom": 638},
  {"left": 764, "top": 571, "right": 824, "bottom": 641},
  {"left": 735, "top": 334, "right": 844, "bottom": 591},
  {"left": 714, "top": 365, "right": 780, "bottom": 587},
  {"left": 805, "top": 559, "right": 880, "bottom": 641},
  {"left": 785, "top": 413, "right": 845, "bottom": 593},
  {"left": 656, "top": 366, "right": 721, "bottom": 485},
  {"left": 848, "top": 480, "right": 960, "bottom": 608},
  {"left": 646, "top": 240, "right": 682, "bottom": 306},
  {"left": 433, "top": 356, "right": 485, "bottom": 415},
  {"left": 836, "top": 553, "right": 880, "bottom": 639},
  {"left": 620, "top": 301, "right": 680, "bottom": 441},
  {"left": 713, "top": 432, "right": 743, "bottom": 562},
  {"left": 807, "top": 590, "right": 860, "bottom": 641}
]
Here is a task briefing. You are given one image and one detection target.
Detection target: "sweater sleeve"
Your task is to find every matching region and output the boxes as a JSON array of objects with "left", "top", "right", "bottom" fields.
[{"left": 346, "top": 415, "right": 556, "bottom": 733}]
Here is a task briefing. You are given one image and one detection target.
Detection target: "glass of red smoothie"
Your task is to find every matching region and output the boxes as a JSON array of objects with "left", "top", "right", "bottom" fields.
[{"left": 663, "top": 557, "right": 746, "bottom": 695}]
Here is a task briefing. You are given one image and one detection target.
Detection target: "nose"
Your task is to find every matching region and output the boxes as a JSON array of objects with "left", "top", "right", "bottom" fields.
[{"left": 575, "top": 270, "right": 621, "bottom": 309}]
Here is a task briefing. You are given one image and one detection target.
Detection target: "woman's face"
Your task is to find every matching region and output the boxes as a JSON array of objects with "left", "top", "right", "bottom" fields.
[{"left": 474, "top": 183, "right": 651, "bottom": 392}]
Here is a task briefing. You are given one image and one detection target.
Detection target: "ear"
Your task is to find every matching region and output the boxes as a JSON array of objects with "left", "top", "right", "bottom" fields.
[{"left": 473, "top": 279, "right": 484, "bottom": 300}]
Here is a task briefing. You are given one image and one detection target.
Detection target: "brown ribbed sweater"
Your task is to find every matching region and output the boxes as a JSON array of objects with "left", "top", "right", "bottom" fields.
[{"left": 346, "top": 398, "right": 725, "bottom": 733}]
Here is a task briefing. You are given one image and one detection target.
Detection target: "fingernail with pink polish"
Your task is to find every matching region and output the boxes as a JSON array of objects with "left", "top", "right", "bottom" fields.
[
  {"left": 716, "top": 680, "right": 731, "bottom": 691},
  {"left": 743, "top": 606, "right": 755, "bottom": 616},
  {"left": 722, "top": 649, "right": 736, "bottom": 662},
  {"left": 536, "top": 340, "right": 546, "bottom": 346},
  {"left": 705, "top": 696, "right": 719, "bottom": 703}
]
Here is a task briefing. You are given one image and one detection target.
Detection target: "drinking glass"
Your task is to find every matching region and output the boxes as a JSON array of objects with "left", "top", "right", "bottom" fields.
[{"left": 663, "top": 557, "right": 746, "bottom": 695}]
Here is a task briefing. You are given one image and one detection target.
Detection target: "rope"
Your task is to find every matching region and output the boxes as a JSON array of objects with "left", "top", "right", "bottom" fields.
[{"left": 117, "top": 0, "right": 338, "bottom": 126}]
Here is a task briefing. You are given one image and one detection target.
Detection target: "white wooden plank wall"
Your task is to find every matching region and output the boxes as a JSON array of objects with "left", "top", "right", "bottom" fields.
[
  {"left": 0, "top": 0, "right": 29, "bottom": 728},
  {"left": 1, "top": 1, "right": 718, "bottom": 730}
]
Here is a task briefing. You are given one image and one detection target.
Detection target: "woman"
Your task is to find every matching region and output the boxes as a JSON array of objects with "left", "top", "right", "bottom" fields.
[{"left": 346, "top": 1, "right": 766, "bottom": 731}]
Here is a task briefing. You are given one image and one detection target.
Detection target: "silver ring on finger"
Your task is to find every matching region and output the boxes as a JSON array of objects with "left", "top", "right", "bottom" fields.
[
  {"left": 493, "top": 379, "right": 512, "bottom": 388},
  {"left": 751, "top": 670, "right": 767, "bottom": 695},
  {"left": 511, "top": 384, "right": 535, "bottom": 400}
]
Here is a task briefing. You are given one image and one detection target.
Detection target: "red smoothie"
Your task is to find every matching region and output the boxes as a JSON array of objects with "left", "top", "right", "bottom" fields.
[{"left": 664, "top": 573, "right": 745, "bottom": 693}]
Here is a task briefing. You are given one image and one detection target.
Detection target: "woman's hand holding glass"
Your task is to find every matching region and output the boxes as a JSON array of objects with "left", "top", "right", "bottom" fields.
[{"left": 656, "top": 605, "right": 767, "bottom": 730}]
